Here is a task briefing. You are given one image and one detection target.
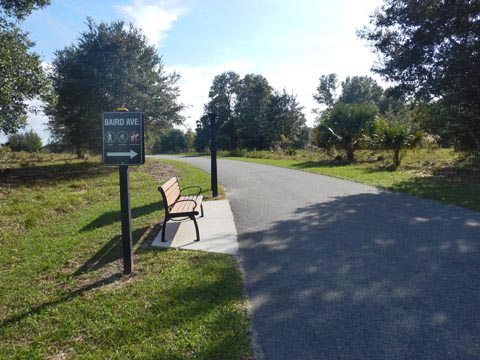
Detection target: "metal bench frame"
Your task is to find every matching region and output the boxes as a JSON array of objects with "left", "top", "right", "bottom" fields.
[{"left": 158, "top": 177, "right": 204, "bottom": 242}]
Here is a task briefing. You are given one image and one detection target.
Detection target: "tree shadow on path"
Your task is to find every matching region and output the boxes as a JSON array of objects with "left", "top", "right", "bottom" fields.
[{"left": 239, "top": 191, "right": 480, "bottom": 360}]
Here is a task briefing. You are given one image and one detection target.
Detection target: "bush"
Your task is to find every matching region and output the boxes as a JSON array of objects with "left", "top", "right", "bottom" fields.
[
  {"left": 6, "top": 130, "right": 43, "bottom": 153},
  {"left": 0, "top": 146, "right": 12, "bottom": 171},
  {"left": 314, "top": 103, "right": 378, "bottom": 160},
  {"left": 228, "top": 148, "right": 246, "bottom": 157},
  {"left": 153, "top": 129, "right": 187, "bottom": 153},
  {"left": 373, "top": 118, "right": 423, "bottom": 167}
]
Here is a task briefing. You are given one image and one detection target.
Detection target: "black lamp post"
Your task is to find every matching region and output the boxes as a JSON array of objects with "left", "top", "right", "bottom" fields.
[{"left": 208, "top": 112, "right": 218, "bottom": 197}]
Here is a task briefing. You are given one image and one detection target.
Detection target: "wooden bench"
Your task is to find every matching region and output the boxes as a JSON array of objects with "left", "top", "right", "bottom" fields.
[{"left": 158, "top": 177, "right": 204, "bottom": 242}]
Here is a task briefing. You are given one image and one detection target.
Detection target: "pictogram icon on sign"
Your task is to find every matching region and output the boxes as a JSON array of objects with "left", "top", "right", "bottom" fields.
[
  {"left": 129, "top": 131, "right": 140, "bottom": 143},
  {"left": 117, "top": 131, "right": 128, "bottom": 143},
  {"left": 105, "top": 131, "right": 115, "bottom": 143}
]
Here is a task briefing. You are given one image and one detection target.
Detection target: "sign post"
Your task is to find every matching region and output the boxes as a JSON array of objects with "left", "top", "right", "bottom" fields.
[
  {"left": 119, "top": 164, "right": 132, "bottom": 274},
  {"left": 102, "top": 111, "right": 145, "bottom": 275},
  {"left": 209, "top": 112, "right": 218, "bottom": 198}
]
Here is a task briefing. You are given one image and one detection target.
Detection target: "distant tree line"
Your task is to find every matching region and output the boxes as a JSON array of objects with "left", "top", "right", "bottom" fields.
[
  {"left": 193, "top": 72, "right": 309, "bottom": 152},
  {"left": 1, "top": 0, "right": 480, "bottom": 163}
]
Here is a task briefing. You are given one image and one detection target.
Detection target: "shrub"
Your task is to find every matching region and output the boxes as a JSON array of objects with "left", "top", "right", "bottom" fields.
[
  {"left": 314, "top": 103, "right": 378, "bottom": 160},
  {"left": 0, "top": 146, "right": 12, "bottom": 171},
  {"left": 154, "top": 129, "right": 187, "bottom": 153},
  {"left": 6, "top": 130, "right": 43, "bottom": 153},
  {"left": 373, "top": 118, "right": 423, "bottom": 167},
  {"left": 228, "top": 148, "right": 246, "bottom": 157}
]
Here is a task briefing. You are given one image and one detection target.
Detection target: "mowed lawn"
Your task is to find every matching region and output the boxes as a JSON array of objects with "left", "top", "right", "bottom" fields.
[
  {"left": 221, "top": 149, "right": 480, "bottom": 212},
  {"left": 0, "top": 155, "right": 251, "bottom": 359}
]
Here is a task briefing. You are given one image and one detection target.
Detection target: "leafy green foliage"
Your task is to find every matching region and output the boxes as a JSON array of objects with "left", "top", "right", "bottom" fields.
[
  {"left": 234, "top": 74, "right": 272, "bottom": 149},
  {"left": 313, "top": 73, "right": 337, "bottom": 107},
  {"left": 315, "top": 103, "right": 378, "bottom": 160},
  {"left": 265, "top": 90, "right": 309, "bottom": 149},
  {"left": 338, "top": 76, "right": 383, "bottom": 105},
  {"left": 205, "top": 71, "right": 240, "bottom": 148},
  {"left": 47, "top": 19, "right": 184, "bottom": 156},
  {"left": 360, "top": 0, "right": 480, "bottom": 152},
  {"left": 6, "top": 129, "right": 43, "bottom": 152},
  {"left": 0, "top": 145, "right": 11, "bottom": 170},
  {"left": 184, "top": 128, "right": 195, "bottom": 151},
  {"left": 194, "top": 114, "right": 211, "bottom": 152},
  {"left": 373, "top": 118, "right": 423, "bottom": 167},
  {"left": 154, "top": 128, "right": 187, "bottom": 153},
  {"left": 313, "top": 74, "right": 384, "bottom": 108},
  {"left": 198, "top": 72, "right": 309, "bottom": 151},
  {"left": 0, "top": 0, "right": 49, "bottom": 19},
  {"left": 0, "top": 0, "right": 51, "bottom": 135}
]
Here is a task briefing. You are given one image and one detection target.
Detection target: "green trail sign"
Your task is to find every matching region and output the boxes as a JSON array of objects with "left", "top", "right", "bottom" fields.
[
  {"left": 102, "top": 111, "right": 145, "bottom": 166},
  {"left": 102, "top": 110, "right": 145, "bottom": 275}
]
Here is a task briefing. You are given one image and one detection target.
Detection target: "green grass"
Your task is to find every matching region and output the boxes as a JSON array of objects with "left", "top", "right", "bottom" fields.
[
  {"left": 0, "top": 154, "right": 251, "bottom": 359},
  {"left": 220, "top": 148, "right": 480, "bottom": 212}
]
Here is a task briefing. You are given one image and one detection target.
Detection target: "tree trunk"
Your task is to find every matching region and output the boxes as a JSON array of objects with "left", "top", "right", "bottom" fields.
[
  {"left": 466, "top": 126, "right": 480, "bottom": 153},
  {"left": 393, "top": 149, "right": 401, "bottom": 167},
  {"left": 346, "top": 147, "right": 355, "bottom": 161}
]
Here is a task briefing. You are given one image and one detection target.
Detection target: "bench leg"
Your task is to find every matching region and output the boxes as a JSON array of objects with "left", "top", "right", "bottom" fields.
[
  {"left": 161, "top": 217, "right": 168, "bottom": 242},
  {"left": 191, "top": 215, "right": 200, "bottom": 242},
  {"left": 201, "top": 204, "right": 204, "bottom": 218}
]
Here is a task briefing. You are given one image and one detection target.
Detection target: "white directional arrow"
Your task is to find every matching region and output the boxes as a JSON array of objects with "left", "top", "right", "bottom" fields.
[{"left": 107, "top": 149, "right": 138, "bottom": 159}]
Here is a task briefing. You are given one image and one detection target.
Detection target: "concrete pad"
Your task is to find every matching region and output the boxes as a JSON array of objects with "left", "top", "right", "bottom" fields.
[{"left": 151, "top": 199, "right": 238, "bottom": 255}]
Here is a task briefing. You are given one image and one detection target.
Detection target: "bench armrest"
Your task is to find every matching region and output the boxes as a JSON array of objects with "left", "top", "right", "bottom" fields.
[
  {"left": 180, "top": 185, "right": 202, "bottom": 196},
  {"left": 174, "top": 198, "right": 198, "bottom": 208}
]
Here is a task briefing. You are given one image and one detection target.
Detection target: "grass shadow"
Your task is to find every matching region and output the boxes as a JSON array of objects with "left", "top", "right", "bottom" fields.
[
  {"left": 289, "top": 160, "right": 353, "bottom": 169},
  {"left": 392, "top": 176, "right": 480, "bottom": 212},
  {"left": 0, "top": 272, "right": 123, "bottom": 329},
  {"left": 80, "top": 202, "right": 161, "bottom": 232},
  {"left": 0, "top": 162, "right": 114, "bottom": 188},
  {"left": 73, "top": 226, "right": 150, "bottom": 276}
]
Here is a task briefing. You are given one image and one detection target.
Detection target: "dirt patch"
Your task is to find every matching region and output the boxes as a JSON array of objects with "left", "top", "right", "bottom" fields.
[{"left": 133, "top": 160, "right": 180, "bottom": 182}]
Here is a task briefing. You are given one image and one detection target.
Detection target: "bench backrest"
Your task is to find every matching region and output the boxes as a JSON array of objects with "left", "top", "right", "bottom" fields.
[{"left": 158, "top": 177, "right": 180, "bottom": 212}]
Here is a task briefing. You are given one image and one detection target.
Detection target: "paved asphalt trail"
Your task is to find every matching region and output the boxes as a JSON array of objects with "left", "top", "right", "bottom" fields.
[{"left": 155, "top": 156, "right": 480, "bottom": 360}]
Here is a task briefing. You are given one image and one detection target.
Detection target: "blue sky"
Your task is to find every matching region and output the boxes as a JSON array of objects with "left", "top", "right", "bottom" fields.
[{"left": 3, "top": 0, "right": 384, "bottom": 144}]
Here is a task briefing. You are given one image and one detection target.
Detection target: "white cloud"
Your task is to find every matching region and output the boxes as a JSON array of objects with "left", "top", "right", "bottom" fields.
[
  {"left": 117, "top": 0, "right": 186, "bottom": 46},
  {"left": 166, "top": 60, "right": 253, "bottom": 130},
  {"left": 169, "top": 38, "right": 383, "bottom": 131}
]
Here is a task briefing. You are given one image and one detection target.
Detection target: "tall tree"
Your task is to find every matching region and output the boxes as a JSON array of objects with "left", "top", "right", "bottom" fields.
[
  {"left": 359, "top": 0, "right": 480, "bottom": 152},
  {"left": 338, "top": 76, "right": 383, "bottom": 105},
  {"left": 205, "top": 71, "right": 240, "bottom": 149},
  {"left": 47, "top": 19, "right": 184, "bottom": 156},
  {"left": 314, "top": 74, "right": 384, "bottom": 106},
  {"left": 0, "top": 0, "right": 50, "bottom": 136},
  {"left": 194, "top": 115, "right": 210, "bottom": 152},
  {"left": 265, "top": 90, "right": 308, "bottom": 148},
  {"left": 234, "top": 74, "right": 272, "bottom": 149},
  {"left": 313, "top": 73, "right": 338, "bottom": 107}
]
